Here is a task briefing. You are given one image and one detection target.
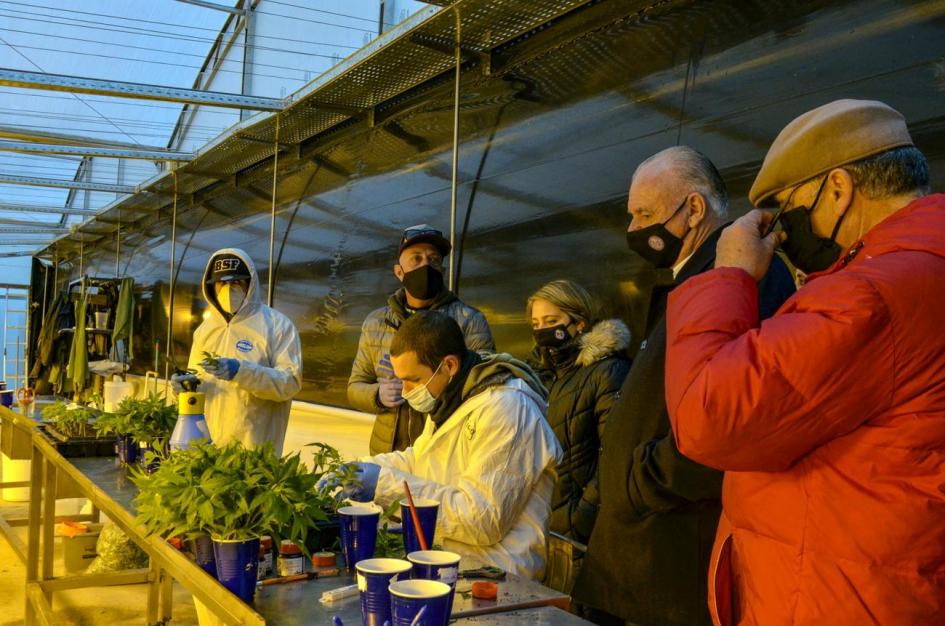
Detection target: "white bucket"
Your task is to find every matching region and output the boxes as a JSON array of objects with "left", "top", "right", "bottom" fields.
[
  {"left": 1, "top": 453, "right": 30, "bottom": 501},
  {"left": 94, "top": 311, "right": 109, "bottom": 330},
  {"left": 104, "top": 378, "right": 135, "bottom": 412}
]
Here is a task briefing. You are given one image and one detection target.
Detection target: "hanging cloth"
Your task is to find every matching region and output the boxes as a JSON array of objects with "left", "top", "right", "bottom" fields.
[
  {"left": 111, "top": 277, "right": 135, "bottom": 363},
  {"left": 67, "top": 290, "right": 89, "bottom": 396}
]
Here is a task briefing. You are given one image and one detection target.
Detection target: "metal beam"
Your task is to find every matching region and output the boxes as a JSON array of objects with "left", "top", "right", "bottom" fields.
[
  {"left": 0, "top": 216, "right": 66, "bottom": 227},
  {"left": 0, "top": 203, "right": 97, "bottom": 216},
  {"left": 175, "top": 0, "right": 244, "bottom": 14},
  {"left": 0, "top": 227, "right": 69, "bottom": 235},
  {"left": 0, "top": 141, "right": 193, "bottom": 162},
  {"left": 0, "top": 125, "right": 165, "bottom": 151},
  {"left": 0, "top": 173, "right": 135, "bottom": 193},
  {"left": 0, "top": 68, "right": 284, "bottom": 111}
]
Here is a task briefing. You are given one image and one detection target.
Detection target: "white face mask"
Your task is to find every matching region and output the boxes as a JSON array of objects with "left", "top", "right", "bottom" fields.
[
  {"left": 216, "top": 283, "right": 246, "bottom": 314},
  {"left": 402, "top": 361, "right": 444, "bottom": 414}
]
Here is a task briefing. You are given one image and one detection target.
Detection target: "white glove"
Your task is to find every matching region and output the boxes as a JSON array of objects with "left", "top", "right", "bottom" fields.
[{"left": 377, "top": 377, "right": 404, "bottom": 408}]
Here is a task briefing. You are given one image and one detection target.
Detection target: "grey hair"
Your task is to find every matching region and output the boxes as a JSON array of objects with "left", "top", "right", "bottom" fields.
[
  {"left": 635, "top": 146, "right": 729, "bottom": 218},
  {"left": 844, "top": 146, "right": 930, "bottom": 200}
]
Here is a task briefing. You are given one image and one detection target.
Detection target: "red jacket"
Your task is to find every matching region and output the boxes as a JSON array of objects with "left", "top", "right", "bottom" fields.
[{"left": 665, "top": 194, "right": 945, "bottom": 625}]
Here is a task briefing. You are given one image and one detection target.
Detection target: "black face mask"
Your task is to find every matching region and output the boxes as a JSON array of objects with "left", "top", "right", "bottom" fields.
[
  {"left": 625, "top": 197, "right": 688, "bottom": 268},
  {"left": 402, "top": 264, "right": 444, "bottom": 301},
  {"left": 533, "top": 323, "right": 574, "bottom": 349},
  {"left": 778, "top": 178, "right": 846, "bottom": 274}
]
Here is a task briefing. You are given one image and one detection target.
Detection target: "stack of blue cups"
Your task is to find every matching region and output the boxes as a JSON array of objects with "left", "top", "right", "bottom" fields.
[
  {"left": 355, "top": 558, "right": 413, "bottom": 626},
  {"left": 407, "top": 550, "right": 461, "bottom": 615}
]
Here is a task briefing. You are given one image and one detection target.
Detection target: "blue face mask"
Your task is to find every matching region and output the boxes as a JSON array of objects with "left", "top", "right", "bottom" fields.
[{"left": 402, "top": 361, "right": 444, "bottom": 414}]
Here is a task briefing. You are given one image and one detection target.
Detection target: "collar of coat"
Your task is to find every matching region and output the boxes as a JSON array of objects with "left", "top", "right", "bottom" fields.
[
  {"left": 385, "top": 287, "right": 459, "bottom": 328},
  {"left": 574, "top": 318, "right": 631, "bottom": 367},
  {"left": 805, "top": 193, "right": 945, "bottom": 281}
]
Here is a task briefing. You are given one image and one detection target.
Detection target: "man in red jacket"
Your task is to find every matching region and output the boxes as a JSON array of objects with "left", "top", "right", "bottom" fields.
[{"left": 665, "top": 99, "right": 945, "bottom": 625}]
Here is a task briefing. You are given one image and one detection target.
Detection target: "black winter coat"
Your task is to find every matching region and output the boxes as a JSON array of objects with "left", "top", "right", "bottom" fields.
[
  {"left": 543, "top": 319, "right": 631, "bottom": 542},
  {"left": 572, "top": 228, "right": 796, "bottom": 626}
]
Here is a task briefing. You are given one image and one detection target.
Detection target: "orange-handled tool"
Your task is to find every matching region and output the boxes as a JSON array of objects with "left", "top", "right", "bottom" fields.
[{"left": 403, "top": 481, "right": 429, "bottom": 551}]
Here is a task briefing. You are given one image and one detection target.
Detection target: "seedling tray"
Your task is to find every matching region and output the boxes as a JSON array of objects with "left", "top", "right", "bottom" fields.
[{"left": 38, "top": 423, "right": 116, "bottom": 458}]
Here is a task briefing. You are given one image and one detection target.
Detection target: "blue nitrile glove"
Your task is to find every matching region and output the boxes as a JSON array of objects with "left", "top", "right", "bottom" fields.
[
  {"left": 350, "top": 462, "right": 380, "bottom": 502},
  {"left": 170, "top": 372, "right": 200, "bottom": 393},
  {"left": 202, "top": 357, "right": 240, "bottom": 381},
  {"left": 318, "top": 462, "right": 380, "bottom": 502}
]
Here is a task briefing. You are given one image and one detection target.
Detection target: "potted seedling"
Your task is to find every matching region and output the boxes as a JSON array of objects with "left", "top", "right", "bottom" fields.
[
  {"left": 96, "top": 393, "right": 176, "bottom": 468},
  {"left": 132, "top": 440, "right": 338, "bottom": 604}
]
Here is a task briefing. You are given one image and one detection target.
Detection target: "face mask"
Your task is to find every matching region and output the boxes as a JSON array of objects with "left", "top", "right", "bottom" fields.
[
  {"left": 402, "top": 361, "right": 444, "bottom": 414},
  {"left": 216, "top": 283, "right": 246, "bottom": 314},
  {"left": 778, "top": 178, "right": 845, "bottom": 274},
  {"left": 533, "top": 323, "right": 574, "bottom": 349},
  {"left": 402, "top": 264, "right": 444, "bottom": 301},
  {"left": 625, "top": 197, "right": 689, "bottom": 268}
]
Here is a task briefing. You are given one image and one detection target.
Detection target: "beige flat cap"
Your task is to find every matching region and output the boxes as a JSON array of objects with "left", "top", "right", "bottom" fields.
[{"left": 749, "top": 99, "right": 914, "bottom": 207}]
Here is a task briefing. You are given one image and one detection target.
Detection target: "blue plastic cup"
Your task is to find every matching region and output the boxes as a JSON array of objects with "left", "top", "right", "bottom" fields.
[
  {"left": 389, "top": 579, "right": 452, "bottom": 626},
  {"left": 212, "top": 537, "right": 260, "bottom": 604},
  {"left": 339, "top": 505, "right": 381, "bottom": 572},
  {"left": 400, "top": 498, "right": 438, "bottom": 555},
  {"left": 407, "top": 550, "right": 460, "bottom": 615},
  {"left": 191, "top": 535, "right": 217, "bottom": 577},
  {"left": 355, "top": 558, "right": 412, "bottom": 626}
]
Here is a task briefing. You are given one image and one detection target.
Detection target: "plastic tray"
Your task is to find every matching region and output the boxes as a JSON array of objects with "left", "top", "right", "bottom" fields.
[{"left": 38, "top": 423, "right": 116, "bottom": 458}]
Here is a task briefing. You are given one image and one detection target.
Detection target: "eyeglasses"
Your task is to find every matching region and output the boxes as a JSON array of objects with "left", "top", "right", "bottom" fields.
[{"left": 762, "top": 177, "right": 828, "bottom": 238}]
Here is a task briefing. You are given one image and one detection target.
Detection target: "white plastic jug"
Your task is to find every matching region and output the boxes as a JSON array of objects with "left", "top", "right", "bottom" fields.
[{"left": 103, "top": 377, "right": 135, "bottom": 412}]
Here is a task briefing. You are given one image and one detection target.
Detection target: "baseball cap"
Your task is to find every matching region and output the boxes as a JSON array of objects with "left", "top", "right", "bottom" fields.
[
  {"left": 207, "top": 253, "right": 251, "bottom": 284},
  {"left": 398, "top": 224, "right": 452, "bottom": 258}
]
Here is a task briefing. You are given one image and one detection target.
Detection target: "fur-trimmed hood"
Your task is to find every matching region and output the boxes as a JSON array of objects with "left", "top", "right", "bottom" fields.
[{"left": 576, "top": 318, "right": 631, "bottom": 367}]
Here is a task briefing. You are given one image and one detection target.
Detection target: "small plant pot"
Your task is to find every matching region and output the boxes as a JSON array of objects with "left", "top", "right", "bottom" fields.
[
  {"left": 212, "top": 537, "right": 260, "bottom": 604},
  {"left": 116, "top": 435, "right": 139, "bottom": 465},
  {"left": 189, "top": 535, "right": 217, "bottom": 578}
]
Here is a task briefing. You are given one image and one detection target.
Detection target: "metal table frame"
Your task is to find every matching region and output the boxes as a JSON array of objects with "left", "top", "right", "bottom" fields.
[{"left": 1, "top": 406, "right": 265, "bottom": 626}]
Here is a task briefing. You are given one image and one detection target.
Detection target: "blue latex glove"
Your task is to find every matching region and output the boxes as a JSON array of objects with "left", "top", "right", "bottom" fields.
[
  {"left": 318, "top": 462, "right": 380, "bottom": 502},
  {"left": 202, "top": 357, "right": 240, "bottom": 381}
]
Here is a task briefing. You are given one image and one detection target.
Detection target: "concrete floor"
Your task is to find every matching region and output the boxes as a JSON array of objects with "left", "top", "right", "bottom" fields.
[{"left": 0, "top": 497, "right": 199, "bottom": 626}]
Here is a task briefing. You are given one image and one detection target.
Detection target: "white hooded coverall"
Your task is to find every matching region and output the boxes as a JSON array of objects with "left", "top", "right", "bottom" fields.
[
  {"left": 187, "top": 248, "right": 302, "bottom": 455},
  {"left": 368, "top": 377, "right": 562, "bottom": 579}
]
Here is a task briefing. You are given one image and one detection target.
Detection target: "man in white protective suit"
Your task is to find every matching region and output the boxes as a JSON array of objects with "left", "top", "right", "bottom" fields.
[
  {"left": 330, "top": 310, "right": 562, "bottom": 579},
  {"left": 183, "top": 248, "right": 302, "bottom": 455}
]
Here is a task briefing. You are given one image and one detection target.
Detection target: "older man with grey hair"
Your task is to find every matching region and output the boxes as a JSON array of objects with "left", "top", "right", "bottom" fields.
[{"left": 572, "top": 146, "right": 796, "bottom": 625}]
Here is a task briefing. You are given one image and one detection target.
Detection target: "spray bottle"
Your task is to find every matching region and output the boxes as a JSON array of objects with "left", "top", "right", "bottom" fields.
[{"left": 169, "top": 372, "right": 212, "bottom": 451}]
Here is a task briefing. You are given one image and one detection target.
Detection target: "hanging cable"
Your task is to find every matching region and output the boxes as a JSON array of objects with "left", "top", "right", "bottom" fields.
[
  {"left": 0, "top": 43, "right": 311, "bottom": 83},
  {"left": 0, "top": 5, "right": 361, "bottom": 52},
  {"left": 267, "top": 114, "right": 279, "bottom": 307},
  {"left": 0, "top": 26, "right": 345, "bottom": 66}
]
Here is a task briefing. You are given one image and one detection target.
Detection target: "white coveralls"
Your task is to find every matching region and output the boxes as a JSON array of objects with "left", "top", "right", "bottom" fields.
[
  {"left": 187, "top": 248, "right": 302, "bottom": 455},
  {"left": 367, "top": 377, "right": 562, "bottom": 579}
]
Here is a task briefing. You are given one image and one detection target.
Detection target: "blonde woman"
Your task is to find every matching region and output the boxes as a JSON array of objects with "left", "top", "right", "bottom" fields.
[{"left": 528, "top": 279, "right": 630, "bottom": 592}]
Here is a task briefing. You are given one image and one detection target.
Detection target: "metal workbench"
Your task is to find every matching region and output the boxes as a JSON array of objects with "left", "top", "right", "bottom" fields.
[{"left": 0, "top": 406, "right": 586, "bottom": 625}]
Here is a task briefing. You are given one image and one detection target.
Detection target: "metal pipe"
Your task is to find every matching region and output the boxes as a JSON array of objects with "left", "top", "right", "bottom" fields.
[
  {"left": 267, "top": 114, "right": 280, "bottom": 307},
  {"left": 165, "top": 174, "right": 178, "bottom": 393},
  {"left": 448, "top": 7, "right": 461, "bottom": 291}
]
